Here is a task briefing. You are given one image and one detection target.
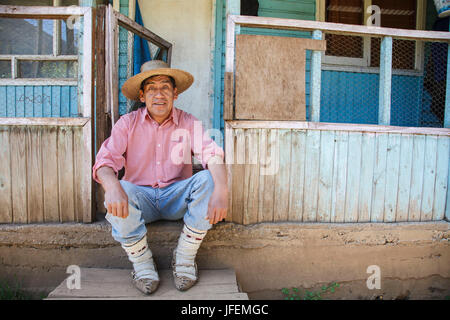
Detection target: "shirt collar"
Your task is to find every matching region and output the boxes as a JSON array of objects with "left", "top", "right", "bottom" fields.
[{"left": 141, "top": 106, "right": 179, "bottom": 126}]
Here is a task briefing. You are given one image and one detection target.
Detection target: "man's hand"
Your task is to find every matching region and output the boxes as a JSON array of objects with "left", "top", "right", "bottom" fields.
[
  {"left": 206, "top": 186, "right": 228, "bottom": 225},
  {"left": 96, "top": 166, "right": 129, "bottom": 219},
  {"left": 105, "top": 183, "right": 129, "bottom": 219}
]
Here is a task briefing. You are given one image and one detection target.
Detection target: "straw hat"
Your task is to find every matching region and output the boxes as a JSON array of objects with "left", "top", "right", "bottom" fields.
[{"left": 121, "top": 60, "right": 194, "bottom": 101}]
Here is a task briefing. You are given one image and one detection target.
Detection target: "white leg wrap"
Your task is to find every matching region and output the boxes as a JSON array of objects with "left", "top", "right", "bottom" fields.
[
  {"left": 174, "top": 224, "right": 207, "bottom": 280},
  {"left": 122, "top": 236, "right": 159, "bottom": 281}
]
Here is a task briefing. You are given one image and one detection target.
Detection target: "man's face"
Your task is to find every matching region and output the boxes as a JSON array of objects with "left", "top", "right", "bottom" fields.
[{"left": 139, "top": 75, "right": 178, "bottom": 124}]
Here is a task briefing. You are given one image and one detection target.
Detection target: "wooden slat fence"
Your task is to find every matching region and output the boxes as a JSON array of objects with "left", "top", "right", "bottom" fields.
[
  {"left": 225, "top": 122, "right": 450, "bottom": 224},
  {"left": 0, "top": 120, "right": 90, "bottom": 223}
]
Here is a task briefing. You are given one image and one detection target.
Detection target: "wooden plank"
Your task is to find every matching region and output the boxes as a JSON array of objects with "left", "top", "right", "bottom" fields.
[
  {"left": 257, "top": 128, "right": 266, "bottom": 223},
  {"left": 73, "top": 127, "right": 84, "bottom": 222},
  {"left": 110, "top": 6, "right": 119, "bottom": 126},
  {"left": 243, "top": 129, "right": 259, "bottom": 224},
  {"left": 288, "top": 129, "right": 306, "bottom": 221},
  {"left": 344, "top": 132, "right": 362, "bottom": 222},
  {"left": 261, "top": 129, "right": 278, "bottom": 222},
  {"left": 303, "top": 130, "right": 321, "bottom": 222},
  {"left": 409, "top": 135, "right": 426, "bottom": 221},
  {"left": 115, "top": 10, "right": 172, "bottom": 49},
  {"left": 371, "top": 133, "right": 388, "bottom": 222},
  {"left": 395, "top": 134, "right": 414, "bottom": 222},
  {"left": 57, "top": 127, "right": 75, "bottom": 222},
  {"left": 10, "top": 127, "right": 27, "bottom": 223},
  {"left": 26, "top": 127, "right": 44, "bottom": 223},
  {"left": 234, "top": 34, "right": 325, "bottom": 121},
  {"left": 310, "top": 30, "right": 323, "bottom": 122},
  {"left": 230, "top": 14, "right": 450, "bottom": 42},
  {"left": 0, "top": 127, "right": 12, "bottom": 223},
  {"left": 420, "top": 135, "right": 438, "bottom": 221},
  {"left": 317, "top": 130, "right": 335, "bottom": 222},
  {"left": 225, "top": 122, "right": 234, "bottom": 222},
  {"left": 47, "top": 268, "right": 246, "bottom": 300},
  {"left": 223, "top": 72, "right": 234, "bottom": 120},
  {"left": 42, "top": 127, "right": 60, "bottom": 222},
  {"left": 0, "top": 118, "right": 90, "bottom": 126},
  {"left": 330, "top": 131, "right": 348, "bottom": 223},
  {"left": 433, "top": 136, "right": 450, "bottom": 220},
  {"left": 383, "top": 133, "right": 401, "bottom": 222},
  {"left": 273, "top": 129, "right": 291, "bottom": 222},
  {"left": 378, "top": 37, "right": 392, "bottom": 126},
  {"left": 358, "top": 132, "right": 375, "bottom": 222},
  {"left": 0, "top": 5, "right": 88, "bottom": 19},
  {"left": 226, "top": 120, "right": 450, "bottom": 136},
  {"left": 231, "top": 128, "right": 245, "bottom": 224},
  {"left": 81, "top": 121, "right": 93, "bottom": 223}
]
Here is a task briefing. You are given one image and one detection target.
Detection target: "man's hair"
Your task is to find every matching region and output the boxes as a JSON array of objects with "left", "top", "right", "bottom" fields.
[{"left": 140, "top": 75, "right": 176, "bottom": 91}]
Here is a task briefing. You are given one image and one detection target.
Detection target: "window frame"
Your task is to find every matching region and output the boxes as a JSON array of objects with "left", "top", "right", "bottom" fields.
[
  {"left": 0, "top": 0, "right": 79, "bottom": 85},
  {"left": 316, "top": 0, "right": 426, "bottom": 76}
]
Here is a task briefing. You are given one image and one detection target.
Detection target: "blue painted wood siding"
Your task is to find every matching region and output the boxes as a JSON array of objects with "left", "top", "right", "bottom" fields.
[
  {"left": 119, "top": 0, "right": 130, "bottom": 116},
  {"left": 227, "top": 125, "right": 450, "bottom": 224},
  {"left": 0, "top": 86, "right": 79, "bottom": 117}
]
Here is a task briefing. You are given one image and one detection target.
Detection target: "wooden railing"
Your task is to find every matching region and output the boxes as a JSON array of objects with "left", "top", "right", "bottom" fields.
[
  {"left": 224, "top": 14, "right": 450, "bottom": 127},
  {"left": 0, "top": 5, "right": 94, "bottom": 223}
]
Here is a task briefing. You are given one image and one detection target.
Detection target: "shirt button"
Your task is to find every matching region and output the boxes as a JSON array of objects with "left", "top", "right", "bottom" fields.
[
  {"left": 157, "top": 144, "right": 161, "bottom": 147},
  {"left": 157, "top": 161, "right": 160, "bottom": 165}
]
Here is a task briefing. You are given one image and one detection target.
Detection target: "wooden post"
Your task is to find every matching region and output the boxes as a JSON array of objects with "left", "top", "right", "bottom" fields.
[
  {"left": 310, "top": 30, "right": 323, "bottom": 122},
  {"left": 444, "top": 24, "right": 450, "bottom": 128},
  {"left": 378, "top": 36, "right": 392, "bottom": 125}
]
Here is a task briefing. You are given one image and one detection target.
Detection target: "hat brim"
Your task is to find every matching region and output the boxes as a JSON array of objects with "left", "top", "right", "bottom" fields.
[{"left": 121, "top": 68, "right": 194, "bottom": 101}]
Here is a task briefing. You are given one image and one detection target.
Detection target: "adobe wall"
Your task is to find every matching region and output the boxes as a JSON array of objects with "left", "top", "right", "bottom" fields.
[{"left": 0, "top": 219, "right": 449, "bottom": 299}]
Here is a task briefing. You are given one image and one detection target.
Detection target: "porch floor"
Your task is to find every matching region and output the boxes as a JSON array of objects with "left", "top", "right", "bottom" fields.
[{"left": 45, "top": 267, "right": 249, "bottom": 300}]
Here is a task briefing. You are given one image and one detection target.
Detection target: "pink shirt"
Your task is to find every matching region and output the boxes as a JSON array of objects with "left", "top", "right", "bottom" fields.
[{"left": 92, "top": 107, "right": 224, "bottom": 188}]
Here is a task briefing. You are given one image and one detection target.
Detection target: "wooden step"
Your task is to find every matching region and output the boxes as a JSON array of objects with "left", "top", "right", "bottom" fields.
[{"left": 46, "top": 268, "right": 248, "bottom": 300}]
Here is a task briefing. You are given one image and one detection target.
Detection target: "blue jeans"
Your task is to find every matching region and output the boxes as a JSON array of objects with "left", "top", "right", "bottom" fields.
[{"left": 105, "top": 170, "right": 214, "bottom": 245}]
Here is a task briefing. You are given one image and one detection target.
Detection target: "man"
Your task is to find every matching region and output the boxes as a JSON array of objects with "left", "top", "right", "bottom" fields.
[{"left": 92, "top": 60, "right": 228, "bottom": 294}]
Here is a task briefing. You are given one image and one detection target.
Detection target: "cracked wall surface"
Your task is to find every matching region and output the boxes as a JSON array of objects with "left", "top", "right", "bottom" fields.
[{"left": 0, "top": 220, "right": 449, "bottom": 299}]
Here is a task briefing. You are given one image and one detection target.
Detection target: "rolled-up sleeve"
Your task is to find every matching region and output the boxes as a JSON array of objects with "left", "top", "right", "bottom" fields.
[
  {"left": 188, "top": 115, "right": 224, "bottom": 169},
  {"left": 92, "top": 116, "right": 129, "bottom": 183}
]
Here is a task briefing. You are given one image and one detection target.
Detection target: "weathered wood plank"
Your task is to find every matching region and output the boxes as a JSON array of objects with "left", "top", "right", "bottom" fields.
[
  {"left": 243, "top": 129, "right": 259, "bottom": 224},
  {"left": 433, "top": 136, "right": 450, "bottom": 220},
  {"left": 331, "top": 131, "right": 348, "bottom": 223},
  {"left": 26, "top": 127, "right": 44, "bottom": 223},
  {"left": 273, "top": 129, "right": 291, "bottom": 222},
  {"left": 0, "top": 118, "right": 90, "bottom": 126},
  {"left": 358, "top": 132, "right": 375, "bottom": 222},
  {"left": 57, "top": 127, "right": 75, "bottom": 222},
  {"left": 409, "top": 135, "right": 426, "bottom": 221},
  {"left": 225, "top": 123, "right": 234, "bottom": 222},
  {"left": 42, "top": 127, "right": 60, "bottom": 222},
  {"left": 257, "top": 129, "right": 266, "bottom": 223},
  {"left": 261, "top": 129, "right": 278, "bottom": 222},
  {"left": 288, "top": 130, "right": 306, "bottom": 221},
  {"left": 396, "top": 134, "right": 414, "bottom": 222},
  {"left": 10, "top": 127, "right": 28, "bottom": 223},
  {"left": 231, "top": 129, "right": 245, "bottom": 224},
  {"left": 371, "top": 134, "right": 388, "bottom": 222},
  {"left": 0, "top": 127, "right": 12, "bottom": 223},
  {"left": 384, "top": 133, "right": 401, "bottom": 222},
  {"left": 420, "top": 135, "right": 438, "bottom": 221},
  {"left": 47, "top": 268, "right": 246, "bottom": 300},
  {"left": 317, "top": 130, "right": 334, "bottom": 222},
  {"left": 345, "top": 132, "right": 362, "bottom": 222},
  {"left": 303, "top": 130, "right": 321, "bottom": 222},
  {"left": 73, "top": 127, "right": 84, "bottom": 222},
  {"left": 226, "top": 120, "right": 450, "bottom": 136}
]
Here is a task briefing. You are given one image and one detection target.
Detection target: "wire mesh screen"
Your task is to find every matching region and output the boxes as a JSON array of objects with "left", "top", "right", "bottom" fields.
[{"left": 319, "top": 33, "right": 448, "bottom": 128}]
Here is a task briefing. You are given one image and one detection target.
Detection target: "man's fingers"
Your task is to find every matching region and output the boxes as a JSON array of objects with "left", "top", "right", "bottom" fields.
[
  {"left": 107, "top": 203, "right": 112, "bottom": 215},
  {"left": 122, "top": 202, "right": 129, "bottom": 218}
]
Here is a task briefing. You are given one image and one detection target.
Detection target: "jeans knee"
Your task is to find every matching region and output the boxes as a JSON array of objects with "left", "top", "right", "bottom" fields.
[{"left": 195, "top": 170, "right": 214, "bottom": 190}]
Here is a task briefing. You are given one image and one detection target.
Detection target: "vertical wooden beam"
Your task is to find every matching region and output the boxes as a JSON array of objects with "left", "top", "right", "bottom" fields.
[
  {"left": 310, "top": 29, "right": 322, "bottom": 122},
  {"left": 223, "top": 14, "right": 236, "bottom": 120},
  {"left": 445, "top": 26, "right": 450, "bottom": 128},
  {"left": 81, "top": 6, "right": 95, "bottom": 223},
  {"left": 378, "top": 36, "right": 392, "bottom": 125}
]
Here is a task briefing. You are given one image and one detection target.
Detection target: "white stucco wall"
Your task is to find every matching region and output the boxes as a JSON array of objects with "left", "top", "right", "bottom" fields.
[{"left": 138, "top": 0, "right": 214, "bottom": 130}]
